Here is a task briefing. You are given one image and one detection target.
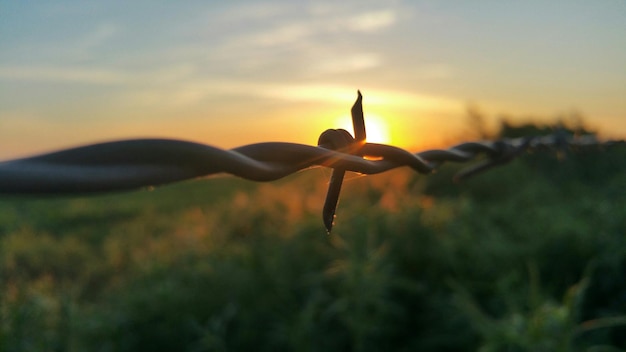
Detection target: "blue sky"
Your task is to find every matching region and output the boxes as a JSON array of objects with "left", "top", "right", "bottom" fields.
[{"left": 1, "top": 1, "right": 625, "bottom": 158}]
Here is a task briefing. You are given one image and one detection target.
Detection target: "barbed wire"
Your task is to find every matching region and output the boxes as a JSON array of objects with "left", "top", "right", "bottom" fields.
[{"left": 1, "top": 91, "right": 624, "bottom": 232}]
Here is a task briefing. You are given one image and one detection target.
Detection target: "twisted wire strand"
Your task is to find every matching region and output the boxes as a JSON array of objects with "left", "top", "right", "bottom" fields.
[{"left": 0, "top": 134, "right": 623, "bottom": 195}]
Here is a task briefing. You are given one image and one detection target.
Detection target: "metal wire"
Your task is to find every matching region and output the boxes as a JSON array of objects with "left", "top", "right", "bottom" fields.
[
  {"left": 1, "top": 126, "right": 621, "bottom": 193},
  {"left": 1, "top": 93, "right": 624, "bottom": 231}
]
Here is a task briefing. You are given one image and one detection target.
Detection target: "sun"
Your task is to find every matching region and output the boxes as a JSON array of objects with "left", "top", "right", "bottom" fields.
[{"left": 334, "top": 113, "right": 391, "bottom": 144}]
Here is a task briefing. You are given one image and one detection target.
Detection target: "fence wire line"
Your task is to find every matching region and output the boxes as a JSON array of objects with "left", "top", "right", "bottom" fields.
[
  {"left": 0, "top": 133, "right": 622, "bottom": 195},
  {"left": 1, "top": 92, "right": 624, "bottom": 231}
]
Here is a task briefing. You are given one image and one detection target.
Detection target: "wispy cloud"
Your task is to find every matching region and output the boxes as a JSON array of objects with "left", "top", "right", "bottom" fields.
[
  {"left": 224, "top": 7, "right": 399, "bottom": 49},
  {"left": 0, "top": 66, "right": 127, "bottom": 84},
  {"left": 414, "top": 63, "right": 455, "bottom": 80},
  {"left": 345, "top": 10, "right": 396, "bottom": 32},
  {"left": 208, "top": 6, "right": 402, "bottom": 82},
  {"left": 311, "top": 53, "right": 382, "bottom": 74},
  {"left": 107, "top": 76, "right": 461, "bottom": 115},
  {"left": 78, "top": 23, "right": 120, "bottom": 52},
  {"left": 0, "top": 63, "right": 196, "bottom": 85},
  {"left": 255, "top": 83, "right": 461, "bottom": 113},
  {"left": 209, "top": 2, "right": 290, "bottom": 24},
  {"left": 245, "top": 23, "right": 314, "bottom": 47}
]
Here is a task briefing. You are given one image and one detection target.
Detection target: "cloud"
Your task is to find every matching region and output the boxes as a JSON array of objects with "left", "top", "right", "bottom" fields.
[
  {"left": 0, "top": 66, "right": 127, "bottom": 85},
  {"left": 345, "top": 10, "right": 397, "bottom": 32},
  {"left": 245, "top": 23, "right": 314, "bottom": 47},
  {"left": 78, "top": 23, "right": 120, "bottom": 51},
  {"left": 255, "top": 83, "right": 461, "bottom": 113},
  {"left": 415, "top": 63, "right": 454, "bottom": 80},
  {"left": 211, "top": 2, "right": 290, "bottom": 24},
  {"left": 0, "top": 63, "right": 196, "bottom": 85},
  {"left": 311, "top": 53, "right": 382, "bottom": 74},
  {"left": 260, "top": 83, "right": 357, "bottom": 103},
  {"left": 223, "top": 7, "right": 399, "bottom": 49},
  {"left": 374, "top": 89, "right": 460, "bottom": 112}
]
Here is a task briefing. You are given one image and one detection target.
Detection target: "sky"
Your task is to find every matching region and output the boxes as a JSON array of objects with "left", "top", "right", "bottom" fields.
[{"left": 1, "top": 1, "right": 625, "bottom": 159}]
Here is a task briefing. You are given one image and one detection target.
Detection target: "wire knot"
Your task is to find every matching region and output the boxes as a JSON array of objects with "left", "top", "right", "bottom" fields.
[
  {"left": 318, "top": 129, "right": 357, "bottom": 152},
  {"left": 455, "top": 138, "right": 532, "bottom": 181}
]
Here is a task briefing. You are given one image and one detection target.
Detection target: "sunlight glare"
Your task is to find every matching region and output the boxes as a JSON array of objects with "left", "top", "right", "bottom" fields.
[{"left": 334, "top": 114, "right": 391, "bottom": 144}]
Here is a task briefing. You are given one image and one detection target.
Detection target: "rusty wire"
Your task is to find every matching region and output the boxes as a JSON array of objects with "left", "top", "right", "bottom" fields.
[{"left": 0, "top": 92, "right": 624, "bottom": 232}]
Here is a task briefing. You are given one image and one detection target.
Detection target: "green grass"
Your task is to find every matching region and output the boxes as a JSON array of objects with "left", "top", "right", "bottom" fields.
[{"left": 1, "top": 145, "right": 626, "bottom": 351}]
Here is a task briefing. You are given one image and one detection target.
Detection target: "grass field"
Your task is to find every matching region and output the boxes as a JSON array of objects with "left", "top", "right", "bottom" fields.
[{"left": 1, "top": 128, "right": 626, "bottom": 351}]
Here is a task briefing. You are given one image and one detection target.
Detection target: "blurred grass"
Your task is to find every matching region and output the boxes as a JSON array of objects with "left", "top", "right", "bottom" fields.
[{"left": 1, "top": 140, "right": 626, "bottom": 351}]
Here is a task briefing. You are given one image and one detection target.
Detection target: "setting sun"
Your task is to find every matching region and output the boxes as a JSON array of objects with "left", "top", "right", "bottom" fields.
[{"left": 334, "top": 114, "right": 391, "bottom": 144}]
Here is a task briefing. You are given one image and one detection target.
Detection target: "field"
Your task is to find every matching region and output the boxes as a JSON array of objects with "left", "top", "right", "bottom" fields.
[{"left": 1, "top": 126, "right": 626, "bottom": 351}]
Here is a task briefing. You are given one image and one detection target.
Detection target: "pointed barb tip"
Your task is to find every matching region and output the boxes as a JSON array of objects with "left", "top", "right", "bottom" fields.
[
  {"left": 323, "top": 215, "right": 334, "bottom": 234},
  {"left": 351, "top": 91, "right": 366, "bottom": 142},
  {"left": 323, "top": 200, "right": 336, "bottom": 233}
]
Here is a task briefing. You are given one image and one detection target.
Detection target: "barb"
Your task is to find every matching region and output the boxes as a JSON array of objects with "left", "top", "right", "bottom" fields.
[
  {"left": 319, "top": 90, "right": 367, "bottom": 232},
  {"left": 0, "top": 92, "right": 624, "bottom": 232}
]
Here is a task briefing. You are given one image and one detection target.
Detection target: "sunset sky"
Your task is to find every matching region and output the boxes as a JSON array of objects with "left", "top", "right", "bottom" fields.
[{"left": 1, "top": 1, "right": 625, "bottom": 159}]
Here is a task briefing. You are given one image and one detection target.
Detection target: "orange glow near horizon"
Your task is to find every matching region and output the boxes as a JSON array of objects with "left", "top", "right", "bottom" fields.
[{"left": 2, "top": 3, "right": 626, "bottom": 161}]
